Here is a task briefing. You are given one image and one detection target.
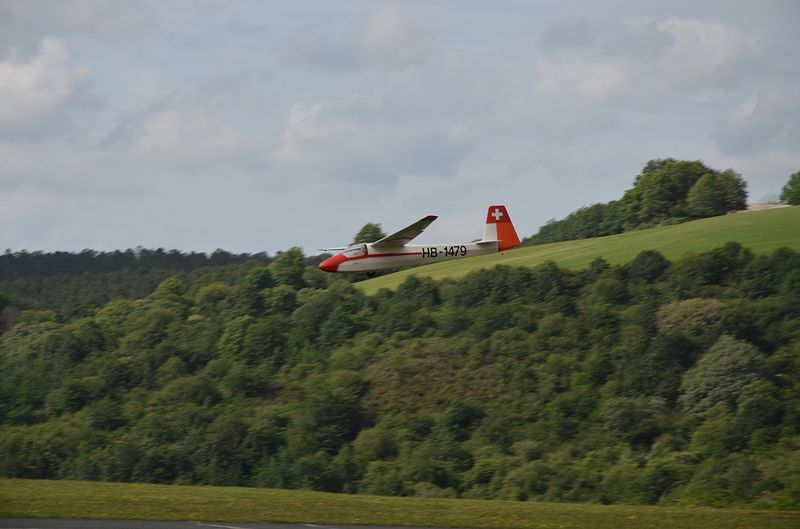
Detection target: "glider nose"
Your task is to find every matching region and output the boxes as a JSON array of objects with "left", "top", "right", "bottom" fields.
[{"left": 319, "top": 254, "right": 345, "bottom": 273}]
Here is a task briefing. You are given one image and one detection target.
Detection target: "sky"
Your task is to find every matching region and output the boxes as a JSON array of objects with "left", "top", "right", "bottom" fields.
[{"left": 1, "top": 0, "right": 798, "bottom": 255}]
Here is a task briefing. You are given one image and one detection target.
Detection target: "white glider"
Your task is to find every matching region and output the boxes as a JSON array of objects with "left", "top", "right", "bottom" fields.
[{"left": 319, "top": 205, "right": 520, "bottom": 274}]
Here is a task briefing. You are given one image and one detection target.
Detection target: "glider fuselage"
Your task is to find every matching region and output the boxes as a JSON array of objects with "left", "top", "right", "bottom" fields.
[
  {"left": 319, "top": 205, "right": 520, "bottom": 274},
  {"left": 319, "top": 241, "right": 498, "bottom": 273}
]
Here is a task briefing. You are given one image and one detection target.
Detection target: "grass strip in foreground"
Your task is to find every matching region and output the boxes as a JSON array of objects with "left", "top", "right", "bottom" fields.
[{"left": 2, "top": 479, "right": 800, "bottom": 529}]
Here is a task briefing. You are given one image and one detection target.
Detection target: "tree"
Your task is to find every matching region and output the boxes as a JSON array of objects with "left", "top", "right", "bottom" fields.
[
  {"left": 667, "top": 242, "right": 753, "bottom": 296},
  {"left": 241, "top": 315, "right": 288, "bottom": 367},
  {"left": 738, "top": 248, "right": 800, "bottom": 298},
  {"left": 196, "top": 282, "right": 233, "bottom": 310},
  {"left": 657, "top": 298, "right": 726, "bottom": 337},
  {"left": 354, "top": 425, "right": 398, "bottom": 461},
  {"left": 395, "top": 275, "right": 440, "bottom": 307},
  {"left": 780, "top": 171, "right": 800, "bottom": 205},
  {"left": 586, "top": 274, "right": 628, "bottom": 305},
  {"left": 291, "top": 282, "right": 365, "bottom": 352},
  {"left": 291, "top": 371, "right": 367, "bottom": 455},
  {"left": 263, "top": 285, "right": 297, "bottom": 316},
  {"left": 626, "top": 250, "right": 670, "bottom": 283},
  {"left": 526, "top": 159, "right": 735, "bottom": 245},
  {"left": 151, "top": 276, "right": 186, "bottom": 303},
  {"left": 716, "top": 169, "right": 748, "bottom": 212},
  {"left": 269, "top": 247, "right": 306, "bottom": 289},
  {"left": 623, "top": 159, "right": 711, "bottom": 225},
  {"left": 439, "top": 401, "right": 485, "bottom": 441},
  {"left": 361, "top": 461, "right": 407, "bottom": 496},
  {"left": 352, "top": 223, "right": 386, "bottom": 244},
  {"left": 685, "top": 173, "right": 719, "bottom": 217},
  {"left": 243, "top": 267, "right": 275, "bottom": 293},
  {"left": 686, "top": 170, "right": 747, "bottom": 217},
  {"left": 601, "top": 397, "right": 669, "bottom": 447},
  {"left": 679, "top": 335, "right": 765, "bottom": 417},
  {"left": 619, "top": 334, "right": 698, "bottom": 401}
]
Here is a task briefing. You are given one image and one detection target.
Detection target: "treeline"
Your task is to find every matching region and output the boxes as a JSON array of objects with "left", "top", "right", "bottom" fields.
[
  {"left": 525, "top": 159, "right": 747, "bottom": 245},
  {"left": 1, "top": 243, "right": 799, "bottom": 509},
  {"left": 0, "top": 248, "right": 273, "bottom": 281},
  {"left": 0, "top": 249, "right": 332, "bottom": 319},
  {"left": 0, "top": 268, "right": 185, "bottom": 324}
]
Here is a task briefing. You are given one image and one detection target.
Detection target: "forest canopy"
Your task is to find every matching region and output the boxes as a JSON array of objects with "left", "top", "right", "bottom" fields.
[{"left": 1, "top": 242, "right": 799, "bottom": 509}]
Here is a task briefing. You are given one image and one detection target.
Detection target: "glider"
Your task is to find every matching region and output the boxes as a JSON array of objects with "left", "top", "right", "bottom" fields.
[{"left": 319, "top": 205, "right": 520, "bottom": 274}]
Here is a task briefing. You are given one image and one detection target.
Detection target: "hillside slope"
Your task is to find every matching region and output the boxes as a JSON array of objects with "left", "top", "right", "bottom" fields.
[
  {"left": 3, "top": 221, "right": 799, "bottom": 509},
  {"left": 359, "top": 206, "right": 800, "bottom": 294}
]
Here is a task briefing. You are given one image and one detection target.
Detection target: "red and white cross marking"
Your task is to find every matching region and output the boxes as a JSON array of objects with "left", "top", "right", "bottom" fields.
[{"left": 491, "top": 208, "right": 504, "bottom": 221}]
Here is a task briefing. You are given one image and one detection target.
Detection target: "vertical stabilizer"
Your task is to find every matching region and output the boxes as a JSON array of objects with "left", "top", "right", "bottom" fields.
[{"left": 484, "top": 205, "right": 520, "bottom": 251}]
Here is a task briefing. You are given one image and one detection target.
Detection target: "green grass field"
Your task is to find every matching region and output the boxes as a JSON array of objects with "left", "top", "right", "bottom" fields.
[
  {"left": 358, "top": 206, "right": 800, "bottom": 294},
  {"left": 2, "top": 479, "right": 799, "bottom": 529}
]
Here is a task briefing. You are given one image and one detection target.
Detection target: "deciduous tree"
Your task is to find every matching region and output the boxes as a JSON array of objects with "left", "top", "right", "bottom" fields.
[
  {"left": 780, "top": 171, "right": 800, "bottom": 205},
  {"left": 679, "top": 335, "right": 765, "bottom": 417},
  {"left": 352, "top": 223, "right": 386, "bottom": 244}
]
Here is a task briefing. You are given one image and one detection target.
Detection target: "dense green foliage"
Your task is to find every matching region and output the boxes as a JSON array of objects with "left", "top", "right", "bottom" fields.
[
  {"left": 0, "top": 248, "right": 271, "bottom": 280},
  {"left": 0, "top": 249, "right": 331, "bottom": 319},
  {"left": 525, "top": 159, "right": 748, "bottom": 245},
  {"left": 781, "top": 171, "right": 800, "bottom": 205},
  {"left": 1, "top": 243, "right": 799, "bottom": 510}
]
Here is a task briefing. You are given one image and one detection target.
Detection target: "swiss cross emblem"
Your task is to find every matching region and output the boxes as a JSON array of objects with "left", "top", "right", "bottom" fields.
[{"left": 492, "top": 208, "right": 504, "bottom": 221}]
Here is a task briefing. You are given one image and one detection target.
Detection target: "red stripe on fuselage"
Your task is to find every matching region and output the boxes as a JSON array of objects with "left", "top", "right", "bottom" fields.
[
  {"left": 350, "top": 251, "right": 423, "bottom": 260},
  {"left": 319, "top": 251, "right": 423, "bottom": 272}
]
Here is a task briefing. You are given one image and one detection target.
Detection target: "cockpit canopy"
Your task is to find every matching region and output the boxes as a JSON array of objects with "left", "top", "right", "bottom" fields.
[{"left": 343, "top": 243, "right": 367, "bottom": 258}]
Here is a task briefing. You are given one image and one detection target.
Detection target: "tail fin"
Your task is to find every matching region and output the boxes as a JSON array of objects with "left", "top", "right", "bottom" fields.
[{"left": 483, "top": 205, "right": 520, "bottom": 251}]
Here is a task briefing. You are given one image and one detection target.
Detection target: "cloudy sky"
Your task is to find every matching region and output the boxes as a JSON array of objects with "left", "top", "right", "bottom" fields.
[{"left": 1, "top": 0, "right": 798, "bottom": 255}]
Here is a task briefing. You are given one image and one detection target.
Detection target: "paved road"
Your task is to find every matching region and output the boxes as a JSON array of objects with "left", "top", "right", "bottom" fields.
[{"left": 0, "top": 520, "right": 445, "bottom": 529}]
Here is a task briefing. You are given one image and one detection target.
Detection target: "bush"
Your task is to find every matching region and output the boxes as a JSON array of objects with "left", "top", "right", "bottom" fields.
[
  {"left": 353, "top": 425, "right": 398, "bottom": 461},
  {"left": 361, "top": 461, "right": 408, "bottom": 496}
]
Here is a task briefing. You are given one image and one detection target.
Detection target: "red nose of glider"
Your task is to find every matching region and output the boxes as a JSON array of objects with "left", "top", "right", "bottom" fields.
[{"left": 319, "top": 253, "right": 346, "bottom": 273}]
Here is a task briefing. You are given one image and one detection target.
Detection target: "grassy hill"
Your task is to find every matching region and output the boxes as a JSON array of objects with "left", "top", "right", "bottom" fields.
[
  {"left": 358, "top": 206, "right": 800, "bottom": 294},
  {"left": 4, "top": 479, "right": 800, "bottom": 529}
]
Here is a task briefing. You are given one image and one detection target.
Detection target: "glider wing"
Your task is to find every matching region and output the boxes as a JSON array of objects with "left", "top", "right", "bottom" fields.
[{"left": 372, "top": 215, "right": 438, "bottom": 248}]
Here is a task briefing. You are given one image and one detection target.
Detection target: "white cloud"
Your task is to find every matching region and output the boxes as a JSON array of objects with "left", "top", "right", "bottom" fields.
[
  {"left": 0, "top": 38, "right": 99, "bottom": 139},
  {"left": 271, "top": 103, "right": 354, "bottom": 164},
  {"left": 267, "top": 81, "right": 477, "bottom": 190},
  {"left": 530, "top": 16, "right": 760, "bottom": 106},
  {"left": 284, "top": 4, "right": 439, "bottom": 69},
  {"left": 655, "top": 17, "right": 758, "bottom": 87},
  {"left": 358, "top": 5, "right": 439, "bottom": 67},
  {"left": 135, "top": 110, "right": 244, "bottom": 159},
  {"left": 533, "top": 55, "right": 627, "bottom": 100},
  {"left": 0, "top": 0, "right": 153, "bottom": 51},
  {"left": 715, "top": 89, "right": 800, "bottom": 155}
]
